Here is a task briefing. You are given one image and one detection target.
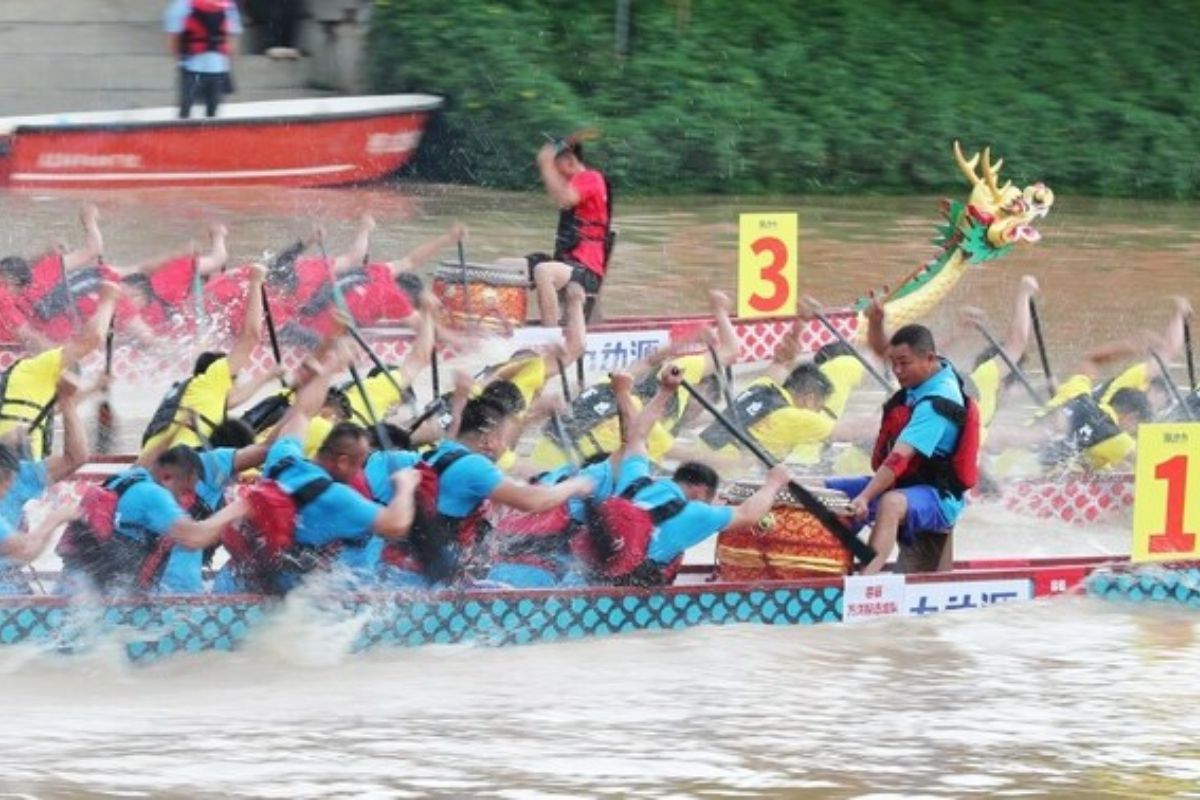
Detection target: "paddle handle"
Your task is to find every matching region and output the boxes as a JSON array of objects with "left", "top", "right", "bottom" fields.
[
  {"left": 811, "top": 308, "right": 892, "bottom": 392},
  {"left": 458, "top": 240, "right": 472, "bottom": 322},
  {"left": 1028, "top": 297, "right": 1056, "bottom": 395},
  {"left": 706, "top": 342, "right": 740, "bottom": 426},
  {"left": 970, "top": 321, "right": 1044, "bottom": 406},
  {"left": 260, "top": 284, "right": 286, "bottom": 387},
  {"left": 1184, "top": 319, "right": 1196, "bottom": 394},
  {"left": 1149, "top": 349, "right": 1196, "bottom": 422},
  {"left": 679, "top": 378, "right": 875, "bottom": 567},
  {"left": 346, "top": 325, "right": 406, "bottom": 400}
]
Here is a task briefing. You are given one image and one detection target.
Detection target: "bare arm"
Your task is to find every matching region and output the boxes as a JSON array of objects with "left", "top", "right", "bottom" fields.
[
  {"left": 0, "top": 504, "right": 78, "bottom": 565},
  {"left": 232, "top": 443, "right": 269, "bottom": 473},
  {"left": 61, "top": 281, "right": 118, "bottom": 371},
  {"left": 331, "top": 214, "right": 375, "bottom": 274},
  {"left": 195, "top": 223, "right": 229, "bottom": 277},
  {"left": 489, "top": 475, "right": 592, "bottom": 513},
  {"left": 61, "top": 205, "right": 103, "bottom": 271},
  {"left": 226, "top": 365, "right": 285, "bottom": 410},
  {"left": 536, "top": 145, "right": 580, "bottom": 209},
  {"left": 998, "top": 276, "right": 1039, "bottom": 378},
  {"left": 399, "top": 296, "right": 438, "bottom": 386},
  {"left": 708, "top": 290, "right": 738, "bottom": 368},
  {"left": 847, "top": 441, "right": 915, "bottom": 516},
  {"left": 44, "top": 377, "right": 87, "bottom": 483},
  {"left": 388, "top": 222, "right": 466, "bottom": 276},
  {"left": 226, "top": 263, "right": 266, "bottom": 375},
  {"left": 727, "top": 466, "right": 791, "bottom": 530},
  {"left": 765, "top": 332, "right": 801, "bottom": 386},
  {"left": 370, "top": 470, "right": 419, "bottom": 539},
  {"left": 865, "top": 294, "right": 888, "bottom": 362},
  {"left": 169, "top": 497, "right": 249, "bottom": 550}
]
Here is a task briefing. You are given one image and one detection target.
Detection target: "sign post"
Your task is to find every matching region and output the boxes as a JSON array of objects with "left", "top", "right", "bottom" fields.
[
  {"left": 737, "top": 213, "right": 798, "bottom": 319},
  {"left": 1131, "top": 422, "right": 1200, "bottom": 563}
]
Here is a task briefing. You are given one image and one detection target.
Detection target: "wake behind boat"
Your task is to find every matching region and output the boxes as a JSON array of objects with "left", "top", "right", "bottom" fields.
[{"left": 0, "top": 95, "right": 442, "bottom": 189}]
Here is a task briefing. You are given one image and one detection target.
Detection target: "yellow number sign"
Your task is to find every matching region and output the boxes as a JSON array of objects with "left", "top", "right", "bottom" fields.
[
  {"left": 1132, "top": 422, "right": 1200, "bottom": 563},
  {"left": 737, "top": 213, "right": 798, "bottom": 319}
]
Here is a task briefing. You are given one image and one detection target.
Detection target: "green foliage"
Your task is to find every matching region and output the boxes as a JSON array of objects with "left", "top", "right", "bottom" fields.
[{"left": 368, "top": 0, "right": 1200, "bottom": 197}]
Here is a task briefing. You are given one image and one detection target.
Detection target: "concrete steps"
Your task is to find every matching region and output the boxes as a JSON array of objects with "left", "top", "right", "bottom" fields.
[{"left": 0, "top": 0, "right": 325, "bottom": 115}]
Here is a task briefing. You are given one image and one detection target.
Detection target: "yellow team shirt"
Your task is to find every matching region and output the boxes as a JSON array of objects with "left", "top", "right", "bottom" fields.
[
  {"left": 141, "top": 356, "right": 234, "bottom": 454},
  {"left": 344, "top": 368, "right": 409, "bottom": 426},
  {"left": 1098, "top": 362, "right": 1150, "bottom": 406},
  {"left": 529, "top": 354, "right": 707, "bottom": 469},
  {"left": 971, "top": 356, "right": 1002, "bottom": 430},
  {"left": 0, "top": 346, "right": 64, "bottom": 460},
  {"left": 1035, "top": 371, "right": 1134, "bottom": 470},
  {"left": 819, "top": 355, "right": 866, "bottom": 420},
  {"left": 716, "top": 376, "right": 835, "bottom": 463}
]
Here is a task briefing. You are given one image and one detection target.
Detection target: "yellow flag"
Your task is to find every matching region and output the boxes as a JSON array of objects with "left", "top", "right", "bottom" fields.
[
  {"left": 1131, "top": 422, "right": 1200, "bottom": 563},
  {"left": 737, "top": 213, "right": 798, "bottom": 319}
]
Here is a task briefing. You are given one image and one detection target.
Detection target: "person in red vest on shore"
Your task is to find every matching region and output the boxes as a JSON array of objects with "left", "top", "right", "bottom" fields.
[{"left": 164, "top": 0, "right": 243, "bottom": 119}]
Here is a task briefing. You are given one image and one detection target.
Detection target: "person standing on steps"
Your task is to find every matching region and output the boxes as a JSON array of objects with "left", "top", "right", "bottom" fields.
[{"left": 164, "top": 0, "right": 243, "bottom": 119}]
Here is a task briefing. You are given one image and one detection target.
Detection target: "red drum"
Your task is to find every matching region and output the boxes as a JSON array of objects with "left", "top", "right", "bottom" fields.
[
  {"left": 433, "top": 262, "right": 529, "bottom": 330},
  {"left": 716, "top": 482, "right": 853, "bottom": 581}
]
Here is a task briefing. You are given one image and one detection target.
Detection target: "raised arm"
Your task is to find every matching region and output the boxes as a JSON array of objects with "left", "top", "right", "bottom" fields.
[
  {"left": 387, "top": 222, "right": 466, "bottom": 276},
  {"left": 331, "top": 214, "right": 375, "bottom": 274},
  {"left": 0, "top": 501, "right": 79, "bottom": 565},
  {"left": 536, "top": 144, "right": 580, "bottom": 209},
  {"left": 226, "top": 262, "right": 266, "bottom": 376},
  {"left": 865, "top": 293, "right": 889, "bottom": 362},
  {"left": 998, "top": 275, "right": 1039, "bottom": 376},
  {"left": 62, "top": 281, "right": 118, "bottom": 371},
  {"left": 44, "top": 375, "right": 88, "bottom": 483},
  {"left": 61, "top": 204, "right": 103, "bottom": 271},
  {"left": 195, "top": 223, "right": 229, "bottom": 277}
]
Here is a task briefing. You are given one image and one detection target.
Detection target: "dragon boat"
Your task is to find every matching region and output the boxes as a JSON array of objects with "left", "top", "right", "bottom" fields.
[
  {"left": 0, "top": 556, "right": 1145, "bottom": 663},
  {"left": 0, "top": 142, "right": 1054, "bottom": 382}
]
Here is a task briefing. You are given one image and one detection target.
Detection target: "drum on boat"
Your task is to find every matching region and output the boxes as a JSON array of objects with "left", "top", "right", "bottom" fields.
[
  {"left": 433, "top": 262, "right": 529, "bottom": 330},
  {"left": 716, "top": 482, "right": 853, "bottom": 581}
]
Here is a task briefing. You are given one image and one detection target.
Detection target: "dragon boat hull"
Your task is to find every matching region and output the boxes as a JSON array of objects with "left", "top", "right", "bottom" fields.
[
  {"left": 0, "top": 557, "right": 1116, "bottom": 663},
  {"left": 994, "top": 473, "right": 1134, "bottom": 525},
  {"left": 0, "top": 95, "right": 441, "bottom": 189}
]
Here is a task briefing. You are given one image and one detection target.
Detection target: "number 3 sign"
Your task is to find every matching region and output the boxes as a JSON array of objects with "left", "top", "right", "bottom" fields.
[
  {"left": 737, "top": 213, "right": 798, "bottom": 319},
  {"left": 1132, "top": 423, "right": 1200, "bottom": 563}
]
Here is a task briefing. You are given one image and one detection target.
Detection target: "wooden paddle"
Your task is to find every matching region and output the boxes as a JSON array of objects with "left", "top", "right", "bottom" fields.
[
  {"left": 706, "top": 342, "right": 741, "bottom": 426},
  {"left": 1028, "top": 296, "right": 1056, "bottom": 396},
  {"left": 803, "top": 297, "right": 893, "bottom": 392},
  {"left": 95, "top": 320, "right": 115, "bottom": 454},
  {"left": 969, "top": 321, "right": 1045, "bottom": 406},
  {"left": 457, "top": 239, "right": 472, "bottom": 324},
  {"left": 1149, "top": 349, "right": 1196, "bottom": 422},
  {"left": 260, "top": 284, "right": 287, "bottom": 388},
  {"left": 1184, "top": 319, "right": 1196, "bottom": 394},
  {"left": 679, "top": 377, "right": 876, "bottom": 567}
]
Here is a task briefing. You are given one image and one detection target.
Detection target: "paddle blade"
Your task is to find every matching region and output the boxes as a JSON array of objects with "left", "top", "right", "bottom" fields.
[{"left": 96, "top": 399, "right": 116, "bottom": 455}]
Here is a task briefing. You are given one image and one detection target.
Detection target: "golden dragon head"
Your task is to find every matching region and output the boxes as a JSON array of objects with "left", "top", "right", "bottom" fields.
[{"left": 953, "top": 141, "right": 1054, "bottom": 248}]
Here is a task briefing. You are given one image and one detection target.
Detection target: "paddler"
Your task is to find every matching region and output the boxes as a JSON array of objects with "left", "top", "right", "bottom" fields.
[
  {"left": 528, "top": 289, "right": 737, "bottom": 470},
  {"left": 0, "top": 280, "right": 120, "bottom": 459},
  {"left": 139, "top": 262, "right": 273, "bottom": 454},
  {"left": 959, "top": 275, "right": 1042, "bottom": 433},
  {"left": 826, "top": 299, "right": 980, "bottom": 575},
  {"left": 1020, "top": 297, "right": 1193, "bottom": 473},
  {"left": 120, "top": 223, "right": 229, "bottom": 336},
  {"left": 0, "top": 204, "right": 113, "bottom": 344},
  {"left": 0, "top": 375, "right": 89, "bottom": 593}
]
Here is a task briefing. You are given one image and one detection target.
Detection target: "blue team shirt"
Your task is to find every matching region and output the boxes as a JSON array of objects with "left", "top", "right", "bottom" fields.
[
  {"left": 897, "top": 360, "right": 967, "bottom": 524},
  {"left": 616, "top": 455, "right": 734, "bottom": 565},
  {"left": 113, "top": 467, "right": 188, "bottom": 542},
  {"left": 362, "top": 450, "right": 422, "bottom": 504},
  {"left": 159, "top": 447, "right": 238, "bottom": 594},
  {"left": 164, "top": 0, "right": 244, "bottom": 73},
  {"left": 0, "top": 460, "right": 49, "bottom": 529},
  {"left": 264, "top": 437, "right": 382, "bottom": 551},
  {"left": 427, "top": 440, "right": 504, "bottom": 518}
]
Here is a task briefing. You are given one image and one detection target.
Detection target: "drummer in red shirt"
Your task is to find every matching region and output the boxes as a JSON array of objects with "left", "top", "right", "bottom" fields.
[{"left": 526, "top": 138, "right": 612, "bottom": 327}]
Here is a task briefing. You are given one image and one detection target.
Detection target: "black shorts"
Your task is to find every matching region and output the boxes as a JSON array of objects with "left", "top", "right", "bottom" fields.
[{"left": 526, "top": 253, "right": 603, "bottom": 295}]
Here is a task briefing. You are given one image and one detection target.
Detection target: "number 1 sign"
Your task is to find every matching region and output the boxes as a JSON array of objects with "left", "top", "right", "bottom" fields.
[
  {"left": 737, "top": 213, "right": 798, "bottom": 319},
  {"left": 1132, "top": 423, "right": 1200, "bottom": 563}
]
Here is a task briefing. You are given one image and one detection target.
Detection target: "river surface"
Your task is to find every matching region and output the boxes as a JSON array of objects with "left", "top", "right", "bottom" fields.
[{"left": 1, "top": 184, "right": 1198, "bottom": 797}]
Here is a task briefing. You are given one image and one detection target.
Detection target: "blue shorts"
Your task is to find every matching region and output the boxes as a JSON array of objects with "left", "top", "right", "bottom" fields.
[{"left": 824, "top": 476, "right": 952, "bottom": 546}]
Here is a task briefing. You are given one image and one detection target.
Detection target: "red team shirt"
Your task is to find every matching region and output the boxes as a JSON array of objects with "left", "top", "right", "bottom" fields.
[{"left": 565, "top": 169, "right": 609, "bottom": 277}]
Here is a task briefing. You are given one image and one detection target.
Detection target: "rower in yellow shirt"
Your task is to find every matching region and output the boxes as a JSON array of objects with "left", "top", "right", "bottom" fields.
[
  {"left": 140, "top": 263, "right": 269, "bottom": 455},
  {"left": 528, "top": 289, "right": 738, "bottom": 469},
  {"left": 0, "top": 281, "right": 120, "bottom": 459}
]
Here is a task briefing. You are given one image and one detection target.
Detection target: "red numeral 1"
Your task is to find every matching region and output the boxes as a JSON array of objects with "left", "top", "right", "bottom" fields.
[{"left": 1148, "top": 455, "right": 1195, "bottom": 553}]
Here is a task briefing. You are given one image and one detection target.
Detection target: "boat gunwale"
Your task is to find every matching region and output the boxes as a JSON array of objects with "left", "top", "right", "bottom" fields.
[
  {"left": 0, "top": 555, "right": 1131, "bottom": 611},
  {"left": 0, "top": 95, "right": 444, "bottom": 137}
]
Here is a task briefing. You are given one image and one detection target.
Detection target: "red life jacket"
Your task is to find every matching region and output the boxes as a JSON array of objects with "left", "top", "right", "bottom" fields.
[
  {"left": 56, "top": 472, "right": 173, "bottom": 592},
  {"left": 179, "top": 0, "right": 231, "bottom": 57},
  {"left": 570, "top": 476, "right": 687, "bottom": 584},
  {"left": 870, "top": 373, "right": 981, "bottom": 498},
  {"left": 220, "top": 457, "right": 334, "bottom": 595},
  {"left": 487, "top": 504, "right": 577, "bottom": 579},
  {"left": 381, "top": 449, "right": 490, "bottom": 583},
  {"left": 553, "top": 171, "right": 614, "bottom": 269}
]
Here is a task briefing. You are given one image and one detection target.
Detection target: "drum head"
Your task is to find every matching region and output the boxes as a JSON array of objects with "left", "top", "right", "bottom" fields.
[
  {"left": 435, "top": 262, "right": 531, "bottom": 287},
  {"left": 722, "top": 480, "right": 850, "bottom": 512}
]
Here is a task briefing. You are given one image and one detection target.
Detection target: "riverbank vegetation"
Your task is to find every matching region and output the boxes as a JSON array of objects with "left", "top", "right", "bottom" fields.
[{"left": 368, "top": 0, "right": 1200, "bottom": 198}]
